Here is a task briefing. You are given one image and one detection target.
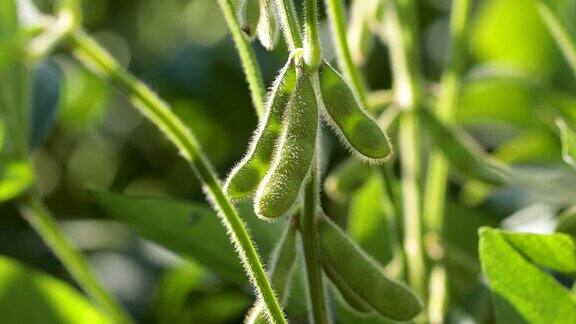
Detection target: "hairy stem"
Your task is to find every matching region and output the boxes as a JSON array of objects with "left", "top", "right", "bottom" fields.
[
  {"left": 68, "top": 30, "right": 287, "bottom": 324},
  {"left": 19, "top": 194, "right": 133, "bottom": 324},
  {"left": 301, "top": 162, "right": 330, "bottom": 324},
  {"left": 324, "top": 0, "right": 368, "bottom": 103},
  {"left": 386, "top": 0, "right": 427, "bottom": 305},
  {"left": 423, "top": 0, "right": 471, "bottom": 321},
  {"left": 217, "top": 0, "right": 266, "bottom": 117},
  {"left": 304, "top": 0, "right": 321, "bottom": 71},
  {"left": 273, "top": 0, "right": 303, "bottom": 50}
]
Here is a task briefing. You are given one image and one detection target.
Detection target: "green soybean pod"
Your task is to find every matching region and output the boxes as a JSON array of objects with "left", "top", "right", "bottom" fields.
[
  {"left": 318, "top": 215, "right": 423, "bottom": 321},
  {"left": 324, "top": 158, "right": 373, "bottom": 203},
  {"left": 257, "top": 0, "right": 279, "bottom": 51},
  {"left": 318, "top": 62, "right": 393, "bottom": 163},
  {"left": 225, "top": 57, "right": 297, "bottom": 199},
  {"left": 239, "top": 0, "right": 261, "bottom": 39},
  {"left": 255, "top": 70, "right": 318, "bottom": 219},
  {"left": 245, "top": 223, "right": 298, "bottom": 323}
]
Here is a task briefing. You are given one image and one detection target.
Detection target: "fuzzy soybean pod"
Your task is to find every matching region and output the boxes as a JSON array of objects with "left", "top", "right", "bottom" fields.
[
  {"left": 319, "top": 62, "right": 392, "bottom": 163},
  {"left": 245, "top": 223, "right": 298, "bottom": 324},
  {"left": 256, "top": 0, "right": 279, "bottom": 51},
  {"left": 318, "top": 215, "right": 423, "bottom": 321},
  {"left": 239, "top": 0, "right": 261, "bottom": 39},
  {"left": 255, "top": 71, "right": 318, "bottom": 219},
  {"left": 225, "top": 58, "right": 297, "bottom": 199}
]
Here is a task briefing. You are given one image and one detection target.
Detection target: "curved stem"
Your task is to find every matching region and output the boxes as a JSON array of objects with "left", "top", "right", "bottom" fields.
[
  {"left": 19, "top": 194, "right": 133, "bottom": 324},
  {"left": 217, "top": 0, "right": 266, "bottom": 117},
  {"left": 273, "top": 0, "right": 303, "bottom": 50},
  {"left": 387, "top": 0, "right": 427, "bottom": 306},
  {"left": 301, "top": 159, "right": 330, "bottom": 324},
  {"left": 423, "top": 0, "right": 471, "bottom": 321},
  {"left": 324, "top": 0, "right": 368, "bottom": 103},
  {"left": 68, "top": 30, "right": 287, "bottom": 324},
  {"left": 304, "top": 0, "right": 321, "bottom": 71}
]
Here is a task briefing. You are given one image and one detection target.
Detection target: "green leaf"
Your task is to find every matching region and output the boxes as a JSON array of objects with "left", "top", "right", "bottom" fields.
[
  {"left": 347, "top": 175, "right": 394, "bottom": 265},
  {"left": 88, "top": 189, "right": 283, "bottom": 284},
  {"left": 420, "top": 108, "right": 509, "bottom": 185},
  {"left": 479, "top": 227, "right": 576, "bottom": 323},
  {"left": 0, "top": 256, "right": 109, "bottom": 324},
  {"left": 154, "top": 262, "right": 250, "bottom": 324},
  {"left": 556, "top": 118, "right": 576, "bottom": 170},
  {"left": 503, "top": 231, "right": 576, "bottom": 273},
  {"left": 0, "top": 160, "right": 34, "bottom": 202},
  {"left": 0, "top": 0, "right": 21, "bottom": 73},
  {"left": 556, "top": 206, "right": 576, "bottom": 236},
  {"left": 324, "top": 158, "right": 373, "bottom": 203}
]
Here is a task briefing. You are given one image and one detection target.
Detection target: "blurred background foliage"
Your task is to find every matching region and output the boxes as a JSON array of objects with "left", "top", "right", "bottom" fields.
[{"left": 1, "top": 0, "right": 576, "bottom": 323}]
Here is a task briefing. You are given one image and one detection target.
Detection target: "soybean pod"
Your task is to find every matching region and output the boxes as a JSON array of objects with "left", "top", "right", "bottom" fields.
[
  {"left": 225, "top": 57, "right": 297, "bottom": 200},
  {"left": 255, "top": 68, "right": 318, "bottom": 219},
  {"left": 239, "top": 0, "right": 261, "bottom": 39},
  {"left": 319, "top": 62, "right": 392, "bottom": 163},
  {"left": 318, "top": 214, "right": 423, "bottom": 321},
  {"left": 257, "top": 0, "right": 279, "bottom": 51}
]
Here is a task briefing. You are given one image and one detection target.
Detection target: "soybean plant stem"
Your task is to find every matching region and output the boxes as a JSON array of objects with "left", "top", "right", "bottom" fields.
[
  {"left": 273, "top": 0, "right": 303, "bottom": 50},
  {"left": 69, "top": 30, "right": 287, "bottom": 324},
  {"left": 304, "top": 0, "right": 321, "bottom": 71},
  {"left": 535, "top": 0, "right": 576, "bottom": 76},
  {"left": 423, "top": 0, "right": 471, "bottom": 321},
  {"left": 302, "top": 162, "right": 330, "bottom": 324},
  {"left": 217, "top": 0, "right": 266, "bottom": 117},
  {"left": 324, "top": 0, "right": 368, "bottom": 103},
  {"left": 387, "top": 0, "right": 427, "bottom": 305},
  {"left": 19, "top": 193, "right": 133, "bottom": 324}
]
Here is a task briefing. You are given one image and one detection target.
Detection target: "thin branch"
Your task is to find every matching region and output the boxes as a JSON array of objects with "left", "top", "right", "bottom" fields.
[{"left": 68, "top": 30, "right": 287, "bottom": 324}]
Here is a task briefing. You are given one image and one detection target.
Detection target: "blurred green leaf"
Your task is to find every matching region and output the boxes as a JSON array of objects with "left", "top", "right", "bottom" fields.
[
  {"left": 153, "top": 261, "right": 250, "bottom": 324},
  {"left": 59, "top": 60, "right": 110, "bottom": 132},
  {"left": 557, "top": 206, "right": 576, "bottom": 236},
  {"left": 0, "top": 0, "right": 21, "bottom": 73},
  {"left": 420, "top": 108, "right": 509, "bottom": 185},
  {"left": 471, "top": 0, "right": 559, "bottom": 73},
  {"left": 324, "top": 158, "right": 373, "bottom": 203},
  {"left": 154, "top": 262, "right": 205, "bottom": 324},
  {"left": 347, "top": 175, "right": 394, "bottom": 265},
  {"left": 0, "top": 160, "right": 34, "bottom": 202},
  {"left": 0, "top": 256, "right": 109, "bottom": 324},
  {"left": 30, "top": 62, "right": 63, "bottom": 149},
  {"left": 88, "top": 189, "right": 283, "bottom": 284},
  {"left": 479, "top": 227, "right": 576, "bottom": 323},
  {"left": 556, "top": 119, "right": 576, "bottom": 170}
]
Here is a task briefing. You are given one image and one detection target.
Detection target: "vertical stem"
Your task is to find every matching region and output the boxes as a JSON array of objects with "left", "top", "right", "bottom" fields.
[
  {"left": 217, "top": 0, "right": 266, "bottom": 117},
  {"left": 386, "top": 0, "right": 427, "bottom": 304},
  {"left": 324, "top": 0, "right": 368, "bottom": 103},
  {"left": 301, "top": 161, "right": 330, "bottom": 324},
  {"left": 69, "top": 31, "right": 287, "bottom": 324},
  {"left": 535, "top": 0, "right": 576, "bottom": 76},
  {"left": 273, "top": 0, "right": 303, "bottom": 50},
  {"left": 304, "top": 0, "right": 321, "bottom": 71},
  {"left": 423, "top": 1, "right": 471, "bottom": 321},
  {"left": 19, "top": 194, "right": 133, "bottom": 324}
]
